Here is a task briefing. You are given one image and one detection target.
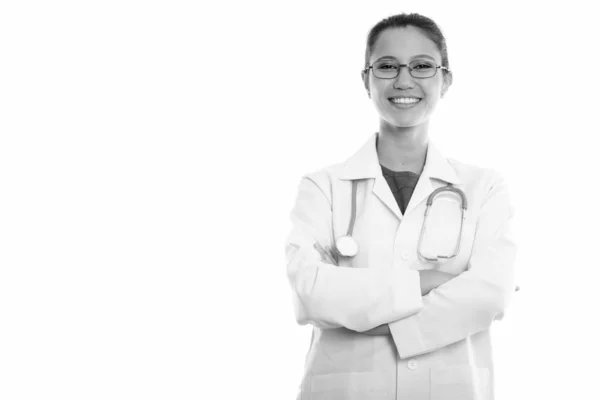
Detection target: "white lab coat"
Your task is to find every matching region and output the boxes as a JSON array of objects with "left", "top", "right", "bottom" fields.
[{"left": 285, "top": 132, "right": 517, "bottom": 400}]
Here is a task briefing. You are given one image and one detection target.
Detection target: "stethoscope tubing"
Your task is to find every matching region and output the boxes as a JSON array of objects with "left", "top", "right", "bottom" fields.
[
  {"left": 338, "top": 181, "right": 468, "bottom": 261},
  {"left": 334, "top": 180, "right": 520, "bottom": 292},
  {"left": 418, "top": 184, "right": 467, "bottom": 262},
  {"left": 348, "top": 179, "right": 358, "bottom": 236}
]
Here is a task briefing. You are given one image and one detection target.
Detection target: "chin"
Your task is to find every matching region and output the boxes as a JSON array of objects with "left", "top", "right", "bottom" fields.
[
  {"left": 384, "top": 116, "right": 425, "bottom": 129},
  {"left": 377, "top": 106, "right": 428, "bottom": 128}
]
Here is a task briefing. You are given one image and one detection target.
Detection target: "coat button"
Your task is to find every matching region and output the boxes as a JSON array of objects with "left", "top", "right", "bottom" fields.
[
  {"left": 401, "top": 251, "right": 410, "bottom": 260},
  {"left": 407, "top": 359, "right": 418, "bottom": 370}
]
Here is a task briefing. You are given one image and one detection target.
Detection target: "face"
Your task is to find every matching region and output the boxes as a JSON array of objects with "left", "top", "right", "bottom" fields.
[{"left": 362, "top": 26, "right": 451, "bottom": 129}]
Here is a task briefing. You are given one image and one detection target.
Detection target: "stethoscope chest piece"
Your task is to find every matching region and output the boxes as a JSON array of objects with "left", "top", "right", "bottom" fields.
[{"left": 335, "top": 235, "right": 359, "bottom": 257}]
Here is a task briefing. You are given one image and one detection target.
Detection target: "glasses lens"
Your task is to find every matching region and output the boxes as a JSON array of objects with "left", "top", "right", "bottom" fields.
[
  {"left": 409, "top": 60, "right": 437, "bottom": 78},
  {"left": 372, "top": 60, "right": 399, "bottom": 79}
]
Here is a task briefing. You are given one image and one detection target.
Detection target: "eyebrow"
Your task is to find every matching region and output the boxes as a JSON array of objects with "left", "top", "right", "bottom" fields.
[{"left": 374, "top": 54, "right": 437, "bottom": 62}]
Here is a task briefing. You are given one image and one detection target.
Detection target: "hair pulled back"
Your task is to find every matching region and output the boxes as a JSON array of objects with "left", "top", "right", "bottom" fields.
[{"left": 364, "top": 13, "right": 451, "bottom": 75}]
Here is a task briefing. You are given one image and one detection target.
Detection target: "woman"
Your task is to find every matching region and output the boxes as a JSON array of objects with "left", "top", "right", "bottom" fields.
[{"left": 285, "top": 13, "right": 517, "bottom": 400}]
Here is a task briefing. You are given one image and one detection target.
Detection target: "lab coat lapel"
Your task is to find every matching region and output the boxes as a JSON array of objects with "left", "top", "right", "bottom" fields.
[
  {"left": 339, "top": 133, "right": 402, "bottom": 220},
  {"left": 404, "top": 143, "right": 461, "bottom": 216},
  {"left": 404, "top": 170, "right": 435, "bottom": 217},
  {"left": 338, "top": 133, "right": 460, "bottom": 220},
  {"left": 373, "top": 172, "right": 403, "bottom": 220}
]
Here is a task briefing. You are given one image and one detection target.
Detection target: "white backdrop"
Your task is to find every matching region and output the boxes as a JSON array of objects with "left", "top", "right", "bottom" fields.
[{"left": 1, "top": 1, "right": 599, "bottom": 399}]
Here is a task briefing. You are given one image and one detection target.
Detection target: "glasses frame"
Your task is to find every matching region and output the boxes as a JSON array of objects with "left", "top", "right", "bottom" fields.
[{"left": 363, "top": 60, "right": 451, "bottom": 79}]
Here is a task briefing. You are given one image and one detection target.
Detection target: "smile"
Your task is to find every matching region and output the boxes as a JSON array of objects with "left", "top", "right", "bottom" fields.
[{"left": 389, "top": 97, "right": 421, "bottom": 104}]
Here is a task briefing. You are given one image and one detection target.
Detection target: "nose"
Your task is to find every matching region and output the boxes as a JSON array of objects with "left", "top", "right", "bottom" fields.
[{"left": 393, "top": 65, "right": 414, "bottom": 89}]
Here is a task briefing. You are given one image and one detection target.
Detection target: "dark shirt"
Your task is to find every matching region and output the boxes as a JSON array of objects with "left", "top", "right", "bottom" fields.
[{"left": 380, "top": 164, "right": 420, "bottom": 214}]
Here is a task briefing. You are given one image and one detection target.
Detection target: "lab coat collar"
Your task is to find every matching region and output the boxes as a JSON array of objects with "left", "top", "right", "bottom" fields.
[
  {"left": 338, "top": 132, "right": 460, "bottom": 185},
  {"left": 339, "top": 132, "right": 461, "bottom": 218}
]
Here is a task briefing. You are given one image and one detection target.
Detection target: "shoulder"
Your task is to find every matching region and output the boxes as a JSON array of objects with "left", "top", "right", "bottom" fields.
[
  {"left": 297, "top": 161, "right": 347, "bottom": 202},
  {"left": 446, "top": 157, "right": 512, "bottom": 214},
  {"left": 448, "top": 157, "right": 507, "bottom": 192}
]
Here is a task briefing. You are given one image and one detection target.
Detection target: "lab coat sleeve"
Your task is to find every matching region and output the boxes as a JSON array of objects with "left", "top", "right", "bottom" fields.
[
  {"left": 388, "top": 172, "right": 517, "bottom": 359},
  {"left": 285, "top": 175, "right": 424, "bottom": 332}
]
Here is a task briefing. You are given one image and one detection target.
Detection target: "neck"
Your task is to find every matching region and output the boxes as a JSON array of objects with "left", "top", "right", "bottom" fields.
[{"left": 376, "top": 121, "right": 429, "bottom": 174}]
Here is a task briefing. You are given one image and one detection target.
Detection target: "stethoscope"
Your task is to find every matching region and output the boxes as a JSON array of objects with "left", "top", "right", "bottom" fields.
[{"left": 335, "top": 179, "right": 468, "bottom": 262}]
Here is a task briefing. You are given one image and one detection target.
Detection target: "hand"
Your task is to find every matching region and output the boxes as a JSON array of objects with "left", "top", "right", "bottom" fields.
[
  {"left": 313, "top": 242, "right": 338, "bottom": 266},
  {"left": 419, "top": 269, "right": 455, "bottom": 296}
]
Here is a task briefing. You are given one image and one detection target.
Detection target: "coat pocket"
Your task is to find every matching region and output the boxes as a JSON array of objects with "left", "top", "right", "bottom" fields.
[
  {"left": 430, "top": 365, "right": 491, "bottom": 400},
  {"left": 307, "top": 371, "right": 390, "bottom": 400}
]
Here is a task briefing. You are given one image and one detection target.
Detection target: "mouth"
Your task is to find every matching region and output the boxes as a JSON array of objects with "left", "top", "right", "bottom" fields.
[{"left": 388, "top": 97, "right": 422, "bottom": 108}]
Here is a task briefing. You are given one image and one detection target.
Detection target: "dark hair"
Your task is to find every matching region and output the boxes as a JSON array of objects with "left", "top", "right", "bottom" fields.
[{"left": 364, "top": 13, "right": 451, "bottom": 74}]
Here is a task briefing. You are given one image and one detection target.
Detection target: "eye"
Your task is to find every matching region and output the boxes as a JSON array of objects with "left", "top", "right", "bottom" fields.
[
  {"left": 375, "top": 62, "right": 398, "bottom": 70},
  {"left": 411, "top": 61, "right": 435, "bottom": 70}
]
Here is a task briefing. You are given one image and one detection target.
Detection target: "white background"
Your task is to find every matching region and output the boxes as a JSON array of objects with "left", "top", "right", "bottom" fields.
[{"left": 1, "top": 1, "right": 599, "bottom": 399}]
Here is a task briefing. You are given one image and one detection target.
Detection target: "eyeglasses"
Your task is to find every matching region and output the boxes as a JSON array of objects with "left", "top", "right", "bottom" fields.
[{"left": 363, "top": 59, "right": 451, "bottom": 79}]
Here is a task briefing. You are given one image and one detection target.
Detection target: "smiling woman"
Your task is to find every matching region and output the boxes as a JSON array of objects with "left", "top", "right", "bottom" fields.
[
  {"left": 362, "top": 25, "right": 452, "bottom": 136},
  {"left": 284, "top": 12, "right": 517, "bottom": 400}
]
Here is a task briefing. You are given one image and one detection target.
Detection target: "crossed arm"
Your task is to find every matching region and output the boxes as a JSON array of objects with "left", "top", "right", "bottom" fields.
[
  {"left": 286, "top": 173, "right": 516, "bottom": 357},
  {"left": 286, "top": 177, "right": 424, "bottom": 332},
  {"left": 314, "top": 242, "right": 453, "bottom": 336}
]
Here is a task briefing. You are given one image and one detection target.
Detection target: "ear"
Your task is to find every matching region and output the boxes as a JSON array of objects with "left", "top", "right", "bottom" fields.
[
  {"left": 361, "top": 70, "right": 370, "bottom": 97},
  {"left": 441, "top": 72, "right": 453, "bottom": 98}
]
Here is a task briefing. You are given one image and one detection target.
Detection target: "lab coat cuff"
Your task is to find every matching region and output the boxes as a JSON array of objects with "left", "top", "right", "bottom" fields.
[
  {"left": 388, "top": 309, "right": 427, "bottom": 360},
  {"left": 391, "top": 268, "right": 424, "bottom": 320}
]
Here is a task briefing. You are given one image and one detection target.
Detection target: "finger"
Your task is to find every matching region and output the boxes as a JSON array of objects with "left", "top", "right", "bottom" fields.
[
  {"left": 324, "top": 246, "right": 337, "bottom": 265},
  {"left": 313, "top": 242, "right": 326, "bottom": 257},
  {"left": 330, "top": 245, "right": 341, "bottom": 259},
  {"left": 314, "top": 242, "right": 331, "bottom": 263}
]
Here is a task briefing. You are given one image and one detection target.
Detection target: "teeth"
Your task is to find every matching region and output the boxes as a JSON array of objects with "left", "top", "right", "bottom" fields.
[{"left": 390, "top": 97, "right": 420, "bottom": 104}]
